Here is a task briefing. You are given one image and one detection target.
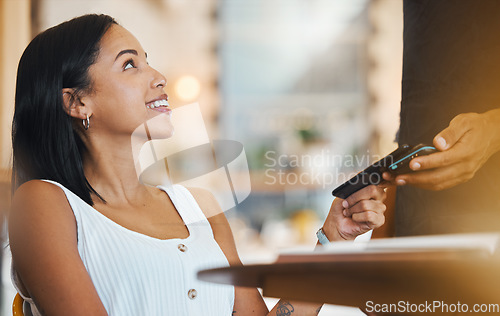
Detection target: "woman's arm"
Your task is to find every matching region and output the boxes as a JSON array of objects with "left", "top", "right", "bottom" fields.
[
  {"left": 190, "top": 185, "right": 386, "bottom": 316},
  {"left": 9, "top": 180, "right": 108, "bottom": 316},
  {"left": 264, "top": 185, "right": 386, "bottom": 316}
]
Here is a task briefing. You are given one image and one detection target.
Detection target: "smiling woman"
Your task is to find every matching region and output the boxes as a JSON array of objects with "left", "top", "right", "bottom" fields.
[{"left": 8, "top": 14, "right": 387, "bottom": 316}]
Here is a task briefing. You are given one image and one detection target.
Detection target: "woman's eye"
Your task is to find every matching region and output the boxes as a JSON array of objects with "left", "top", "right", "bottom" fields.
[{"left": 123, "top": 59, "right": 135, "bottom": 70}]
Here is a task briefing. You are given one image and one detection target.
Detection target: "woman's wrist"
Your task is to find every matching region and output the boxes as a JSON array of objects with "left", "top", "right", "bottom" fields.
[{"left": 320, "top": 224, "right": 347, "bottom": 242}]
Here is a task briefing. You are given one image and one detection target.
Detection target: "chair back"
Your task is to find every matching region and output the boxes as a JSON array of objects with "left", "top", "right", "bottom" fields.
[{"left": 12, "top": 293, "right": 24, "bottom": 316}]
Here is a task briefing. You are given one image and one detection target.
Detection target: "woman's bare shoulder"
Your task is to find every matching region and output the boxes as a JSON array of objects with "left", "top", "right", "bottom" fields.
[
  {"left": 11, "top": 180, "right": 73, "bottom": 218},
  {"left": 9, "top": 179, "right": 77, "bottom": 245},
  {"left": 13, "top": 179, "right": 67, "bottom": 201}
]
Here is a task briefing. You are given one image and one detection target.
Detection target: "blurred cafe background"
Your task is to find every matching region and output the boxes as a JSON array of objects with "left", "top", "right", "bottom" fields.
[{"left": 0, "top": 0, "right": 403, "bottom": 314}]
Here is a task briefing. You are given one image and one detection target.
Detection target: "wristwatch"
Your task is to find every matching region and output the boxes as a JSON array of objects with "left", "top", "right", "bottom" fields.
[{"left": 316, "top": 228, "right": 331, "bottom": 245}]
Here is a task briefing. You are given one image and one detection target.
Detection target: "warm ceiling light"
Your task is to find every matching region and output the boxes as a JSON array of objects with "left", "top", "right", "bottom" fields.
[{"left": 174, "top": 75, "right": 201, "bottom": 101}]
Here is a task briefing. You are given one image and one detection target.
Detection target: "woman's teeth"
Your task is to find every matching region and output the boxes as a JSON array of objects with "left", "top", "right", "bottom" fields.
[{"left": 146, "top": 99, "right": 169, "bottom": 109}]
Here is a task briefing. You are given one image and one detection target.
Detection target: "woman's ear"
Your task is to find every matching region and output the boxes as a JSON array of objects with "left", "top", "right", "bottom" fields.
[{"left": 62, "top": 88, "right": 92, "bottom": 120}]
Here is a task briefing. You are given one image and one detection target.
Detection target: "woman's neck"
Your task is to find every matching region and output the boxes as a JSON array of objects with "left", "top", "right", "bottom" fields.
[{"left": 82, "top": 134, "right": 152, "bottom": 206}]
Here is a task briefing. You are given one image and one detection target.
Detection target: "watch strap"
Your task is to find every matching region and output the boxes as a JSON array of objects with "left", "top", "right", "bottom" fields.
[{"left": 316, "top": 228, "right": 331, "bottom": 245}]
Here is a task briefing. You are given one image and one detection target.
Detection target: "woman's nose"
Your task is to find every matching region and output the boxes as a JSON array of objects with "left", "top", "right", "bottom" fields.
[{"left": 151, "top": 69, "right": 167, "bottom": 89}]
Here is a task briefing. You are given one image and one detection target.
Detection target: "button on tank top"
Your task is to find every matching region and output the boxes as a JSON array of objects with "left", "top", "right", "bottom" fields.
[{"left": 11, "top": 180, "right": 234, "bottom": 316}]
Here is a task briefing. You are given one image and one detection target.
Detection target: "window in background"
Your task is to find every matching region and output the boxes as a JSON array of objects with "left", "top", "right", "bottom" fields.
[{"left": 218, "top": 0, "right": 374, "bottom": 258}]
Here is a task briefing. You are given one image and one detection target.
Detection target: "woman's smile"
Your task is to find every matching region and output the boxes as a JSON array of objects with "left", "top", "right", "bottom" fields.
[{"left": 146, "top": 93, "right": 171, "bottom": 114}]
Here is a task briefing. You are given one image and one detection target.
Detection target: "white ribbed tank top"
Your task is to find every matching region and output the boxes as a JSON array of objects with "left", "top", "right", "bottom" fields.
[{"left": 11, "top": 180, "right": 234, "bottom": 316}]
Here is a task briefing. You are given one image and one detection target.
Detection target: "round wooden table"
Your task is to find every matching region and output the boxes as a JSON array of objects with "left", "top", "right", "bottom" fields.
[{"left": 198, "top": 249, "right": 500, "bottom": 312}]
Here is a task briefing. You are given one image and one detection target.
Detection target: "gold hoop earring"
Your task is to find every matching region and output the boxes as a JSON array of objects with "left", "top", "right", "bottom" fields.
[{"left": 83, "top": 114, "right": 91, "bottom": 130}]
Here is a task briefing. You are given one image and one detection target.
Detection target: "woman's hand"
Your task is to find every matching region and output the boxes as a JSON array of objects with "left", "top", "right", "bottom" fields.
[{"left": 322, "top": 185, "right": 387, "bottom": 241}]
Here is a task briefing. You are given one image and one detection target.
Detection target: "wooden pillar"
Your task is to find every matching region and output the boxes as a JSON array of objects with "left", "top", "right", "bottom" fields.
[
  {"left": 0, "top": 0, "right": 31, "bottom": 170},
  {"left": 0, "top": 0, "right": 30, "bottom": 228}
]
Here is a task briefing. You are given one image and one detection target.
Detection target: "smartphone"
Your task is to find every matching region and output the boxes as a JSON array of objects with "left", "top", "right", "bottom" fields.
[
  {"left": 386, "top": 144, "right": 437, "bottom": 174},
  {"left": 331, "top": 144, "right": 437, "bottom": 199}
]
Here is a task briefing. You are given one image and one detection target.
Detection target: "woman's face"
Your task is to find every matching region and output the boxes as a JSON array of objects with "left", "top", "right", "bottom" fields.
[{"left": 84, "top": 24, "right": 173, "bottom": 141}]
